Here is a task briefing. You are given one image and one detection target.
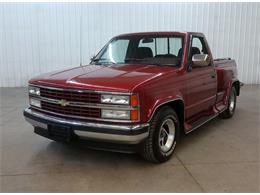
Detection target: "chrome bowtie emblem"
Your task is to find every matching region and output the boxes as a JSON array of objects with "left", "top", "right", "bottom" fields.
[{"left": 58, "top": 99, "right": 70, "bottom": 107}]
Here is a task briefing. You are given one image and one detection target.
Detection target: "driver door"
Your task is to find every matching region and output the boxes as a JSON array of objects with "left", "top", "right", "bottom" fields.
[{"left": 185, "top": 36, "right": 217, "bottom": 119}]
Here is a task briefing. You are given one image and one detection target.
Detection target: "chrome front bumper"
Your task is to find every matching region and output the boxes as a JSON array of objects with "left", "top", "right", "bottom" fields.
[{"left": 23, "top": 108, "right": 149, "bottom": 144}]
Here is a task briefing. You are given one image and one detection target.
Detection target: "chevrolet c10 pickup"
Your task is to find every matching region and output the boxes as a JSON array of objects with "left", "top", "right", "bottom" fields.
[{"left": 24, "top": 32, "right": 241, "bottom": 163}]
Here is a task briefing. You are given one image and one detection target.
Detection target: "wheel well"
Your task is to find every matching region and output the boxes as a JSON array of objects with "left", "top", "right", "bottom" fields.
[
  {"left": 155, "top": 100, "right": 185, "bottom": 134},
  {"left": 233, "top": 81, "right": 240, "bottom": 96}
]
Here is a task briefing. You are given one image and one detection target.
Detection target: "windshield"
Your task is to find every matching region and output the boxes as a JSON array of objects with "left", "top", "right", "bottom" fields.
[{"left": 91, "top": 35, "right": 184, "bottom": 66}]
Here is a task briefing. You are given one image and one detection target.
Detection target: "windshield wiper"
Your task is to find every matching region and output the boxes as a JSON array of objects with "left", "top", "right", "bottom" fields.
[
  {"left": 91, "top": 58, "right": 116, "bottom": 65},
  {"left": 125, "top": 58, "right": 163, "bottom": 66},
  {"left": 125, "top": 58, "right": 176, "bottom": 67},
  {"left": 125, "top": 58, "right": 144, "bottom": 63}
]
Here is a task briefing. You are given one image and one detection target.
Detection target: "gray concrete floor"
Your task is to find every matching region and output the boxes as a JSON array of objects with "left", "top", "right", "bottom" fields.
[{"left": 0, "top": 85, "right": 259, "bottom": 192}]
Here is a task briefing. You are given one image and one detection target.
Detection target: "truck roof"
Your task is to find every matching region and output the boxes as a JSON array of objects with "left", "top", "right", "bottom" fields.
[{"left": 116, "top": 31, "right": 204, "bottom": 37}]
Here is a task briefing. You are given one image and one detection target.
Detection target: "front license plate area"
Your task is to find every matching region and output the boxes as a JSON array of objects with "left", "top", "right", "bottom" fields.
[{"left": 48, "top": 124, "right": 72, "bottom": 142}]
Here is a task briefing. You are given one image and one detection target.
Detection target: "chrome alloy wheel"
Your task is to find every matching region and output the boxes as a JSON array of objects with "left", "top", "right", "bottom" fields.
[
  {"left": 229, "top": 91, "right": 235, "bottom": 113},
  {"left": 158, "top": 118, "right": 175, "bottom": 153}
]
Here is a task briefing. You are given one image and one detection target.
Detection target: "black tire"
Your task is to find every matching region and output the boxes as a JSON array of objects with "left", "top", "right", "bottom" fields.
[
  {"left": 140, "top": 106, "right": 180, "bottom": 163},
  {"left": 219, "top": 86, "right": 237, "bottom": 119}
]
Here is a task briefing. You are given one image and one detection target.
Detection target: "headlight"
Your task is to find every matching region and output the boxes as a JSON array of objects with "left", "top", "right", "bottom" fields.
[
  {"left": 29, "top": 98, "right": 41, "bottom": 108},
  {"left": 101, "top": 95, "right": 129, "bottom": 105},
  {"left": 101, "top": 109, "right": 130, "bottom": 120},
  {"left": 29, "top": 86, "right": 40, "bottom": 96}
]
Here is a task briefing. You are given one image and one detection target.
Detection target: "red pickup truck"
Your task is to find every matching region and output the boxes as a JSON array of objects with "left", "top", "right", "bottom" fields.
[{"left": 24, "top": 32, "right": 241, "bottom": 162}]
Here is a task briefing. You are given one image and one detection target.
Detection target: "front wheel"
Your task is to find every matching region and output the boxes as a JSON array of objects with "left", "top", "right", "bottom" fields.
[
  {"left": 140, "top": 106, "right": 180, "bottom": 163},
  {"left": 219, "top": 86, "right": 237, "bottom": 119}
]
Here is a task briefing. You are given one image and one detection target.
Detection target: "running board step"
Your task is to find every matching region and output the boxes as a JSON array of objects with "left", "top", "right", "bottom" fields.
[{"left": 185, "top": 114, "right": 218, "bottom": 133}]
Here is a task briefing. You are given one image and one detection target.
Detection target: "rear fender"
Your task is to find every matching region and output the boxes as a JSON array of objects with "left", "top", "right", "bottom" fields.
[{"left": 224, "top": 79, "right": 240, "bottom": 105}]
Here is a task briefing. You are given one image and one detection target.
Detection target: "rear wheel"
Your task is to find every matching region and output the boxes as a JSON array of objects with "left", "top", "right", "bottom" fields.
[
  {"left": 219, "top": 86, "right": 237, "bottom": 119},
  {"left": 140, "top": 106, "right": 180, "bottom": 163}
]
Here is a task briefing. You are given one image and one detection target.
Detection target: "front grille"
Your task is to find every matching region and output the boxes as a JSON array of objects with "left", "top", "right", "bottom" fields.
[
  {"left": 41, "top": 101, "right": 101, "bottom": 118},
  {"left": 40, "top": 87, "right": 100, "bottom": 103}
]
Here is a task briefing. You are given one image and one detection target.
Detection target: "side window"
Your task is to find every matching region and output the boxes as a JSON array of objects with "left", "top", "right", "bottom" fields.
[
  {"left": 191, "top": 37, "right": 208, "bottom": 56},
  {"left": 190, "top": 36, "right": 211, "bottom": 68}
]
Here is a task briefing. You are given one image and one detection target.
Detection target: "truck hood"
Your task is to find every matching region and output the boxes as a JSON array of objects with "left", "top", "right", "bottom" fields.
[{"left": 30, "top": 64, "right": 176, "bottom": 92}]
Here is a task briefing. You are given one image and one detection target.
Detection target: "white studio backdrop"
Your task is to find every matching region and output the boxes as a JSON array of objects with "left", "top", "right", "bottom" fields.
[{"left": 0, "top": 2, "right": 259, "bottom": 87}]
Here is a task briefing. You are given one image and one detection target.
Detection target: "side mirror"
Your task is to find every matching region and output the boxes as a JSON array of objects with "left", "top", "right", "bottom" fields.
[{"left": 192, "top": 54, "right": 210, "bottom": 67}]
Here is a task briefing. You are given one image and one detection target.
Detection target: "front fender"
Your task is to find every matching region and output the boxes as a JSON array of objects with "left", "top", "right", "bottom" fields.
[{"left": 143, "top": 91, "right": 184, "bottom": 122}]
